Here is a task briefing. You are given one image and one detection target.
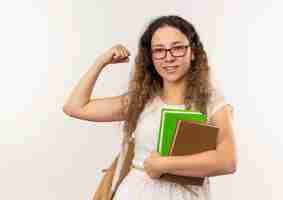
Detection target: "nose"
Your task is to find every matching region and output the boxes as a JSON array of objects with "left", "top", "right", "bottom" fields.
[{"left": 164, "top": 50, "right": 175, "bottom": 62}]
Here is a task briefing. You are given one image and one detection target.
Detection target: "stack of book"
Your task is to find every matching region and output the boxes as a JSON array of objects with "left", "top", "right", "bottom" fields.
[{"left": 156, "top": 108, "right": 219, "bottom": 186}]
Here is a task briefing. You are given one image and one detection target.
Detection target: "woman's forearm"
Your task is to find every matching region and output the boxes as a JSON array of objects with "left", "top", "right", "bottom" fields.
[
  {"left": 159, "top": 150, "right": 235, "bottom": 177},
  {"left": 63, "top": 58, "right": 107, "bottom": 109}
]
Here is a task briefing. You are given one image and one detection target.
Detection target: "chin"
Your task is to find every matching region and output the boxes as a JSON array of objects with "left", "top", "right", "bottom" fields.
[{"left": 161, "top": 73, "right": 185, "bottom": 83}]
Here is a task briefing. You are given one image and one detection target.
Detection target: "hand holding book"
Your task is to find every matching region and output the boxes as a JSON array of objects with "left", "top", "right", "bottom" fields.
[{"left": 156, "top": 108, "right": 219, "bottom": 186}]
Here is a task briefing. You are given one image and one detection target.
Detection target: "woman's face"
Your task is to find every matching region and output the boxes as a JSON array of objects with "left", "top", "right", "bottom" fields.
[{"left": 151, "top": 25, "right": 193, "bottom": 84}]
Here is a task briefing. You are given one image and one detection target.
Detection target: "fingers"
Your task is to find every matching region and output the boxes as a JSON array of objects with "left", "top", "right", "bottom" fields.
[
  {"left": 147, "top": 171, "right": 161, "bottom": 179},
  {"left": 113, "top": 44, "right": 130, "bottom": 60},
  {"left": 144, "top": 165, "right": 161, "bottom": 179},
  {"left": 120, "top": 46, "right": 128, "bottom": 58},
  {"left": 119, "top": 45, "right": 130, "bottom": 57}
]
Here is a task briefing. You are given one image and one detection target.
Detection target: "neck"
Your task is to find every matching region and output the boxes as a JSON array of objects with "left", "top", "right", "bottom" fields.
[{"left": 160, "top": 80, "right": 187, "bottom": 104}]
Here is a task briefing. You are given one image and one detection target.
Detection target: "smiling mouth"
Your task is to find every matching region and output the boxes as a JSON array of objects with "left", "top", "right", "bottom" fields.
[{"left": 163, "top": 66, "right": 178, "bottom": 73}]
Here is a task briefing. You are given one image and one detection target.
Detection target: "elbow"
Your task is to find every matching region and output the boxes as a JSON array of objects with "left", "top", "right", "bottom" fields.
[
  {"left": 224, "top": 159, "right": 237, "bottom": 174},
  {"left": 62, "top": 105, "right": 70, "bottom": 115},
  {"left": 62, "top": 105, "right": 76, "bottom": 117}
]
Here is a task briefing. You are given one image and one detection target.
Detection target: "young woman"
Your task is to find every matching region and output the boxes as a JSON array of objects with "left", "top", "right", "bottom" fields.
[{"left": 63, "top": 15, "right": 237, "bottom": 200}]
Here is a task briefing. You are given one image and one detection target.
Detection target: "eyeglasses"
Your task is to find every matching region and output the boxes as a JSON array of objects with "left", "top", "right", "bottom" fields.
[{"left": 151, "top": 44, "right": 190, "bottom": 60}]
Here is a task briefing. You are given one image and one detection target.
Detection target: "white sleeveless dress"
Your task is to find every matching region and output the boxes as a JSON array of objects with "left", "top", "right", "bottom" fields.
[{"left": 112, "top": 92, "right": 233, "bottom": 200}]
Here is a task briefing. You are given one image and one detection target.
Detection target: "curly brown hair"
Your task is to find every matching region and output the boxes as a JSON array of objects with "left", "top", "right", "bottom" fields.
[{"left": 121, "top": 15, "right": 214, "bottom": 143}]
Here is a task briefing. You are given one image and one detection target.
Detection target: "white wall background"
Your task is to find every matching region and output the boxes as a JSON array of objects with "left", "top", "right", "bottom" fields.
[{"left": 0, "top": 0, "right": 282, "bottom": 199}]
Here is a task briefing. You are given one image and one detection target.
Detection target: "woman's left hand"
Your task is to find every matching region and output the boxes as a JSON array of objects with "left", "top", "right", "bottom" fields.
[{"left": 143, "top": 151, "right": 165, "bottom": 179}]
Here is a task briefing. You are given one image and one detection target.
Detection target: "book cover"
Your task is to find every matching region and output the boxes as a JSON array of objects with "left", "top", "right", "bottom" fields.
[
  {"left": 156, "top": 108, "right": 207, "bottom": 156},
  {"left": 160, "top": 120, "right": 219, "bottom": 185}
]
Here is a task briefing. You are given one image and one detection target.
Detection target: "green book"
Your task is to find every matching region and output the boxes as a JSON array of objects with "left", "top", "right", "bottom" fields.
[{"left": 156, "top": 108, "right": 207, "bottom": 156}]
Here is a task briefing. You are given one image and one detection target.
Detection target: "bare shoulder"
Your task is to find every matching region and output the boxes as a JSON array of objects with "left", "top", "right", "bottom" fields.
[{"left": 63, "top": 93, "right": 129, "bottom": 122}]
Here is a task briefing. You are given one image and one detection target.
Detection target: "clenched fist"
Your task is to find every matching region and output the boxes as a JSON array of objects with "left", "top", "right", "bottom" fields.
[{"left": 97, "top": 44, "right": 131, "bottom": 66}]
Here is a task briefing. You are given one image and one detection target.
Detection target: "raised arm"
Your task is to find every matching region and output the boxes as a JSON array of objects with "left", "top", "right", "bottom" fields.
[{"left": 62, "top": 44, "right": 131, "bottom": 122}]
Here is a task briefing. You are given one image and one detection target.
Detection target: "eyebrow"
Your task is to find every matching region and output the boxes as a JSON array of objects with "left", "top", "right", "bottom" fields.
[{"left": 152, "top": 41, "right": 183, "bottom": 47}]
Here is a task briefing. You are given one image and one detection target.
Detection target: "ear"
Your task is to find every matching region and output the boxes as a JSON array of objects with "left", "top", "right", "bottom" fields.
[{"left": 191, "top": 53, "right": 195, "bottom": 61}]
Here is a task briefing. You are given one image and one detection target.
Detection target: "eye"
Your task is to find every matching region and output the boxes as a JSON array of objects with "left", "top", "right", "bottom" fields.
[
  {"left": 152, "top": 48, "right": 165, "bottom": 53},
  {"left": 172, "top": 46, "right": 185, "bottom": 50}
]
